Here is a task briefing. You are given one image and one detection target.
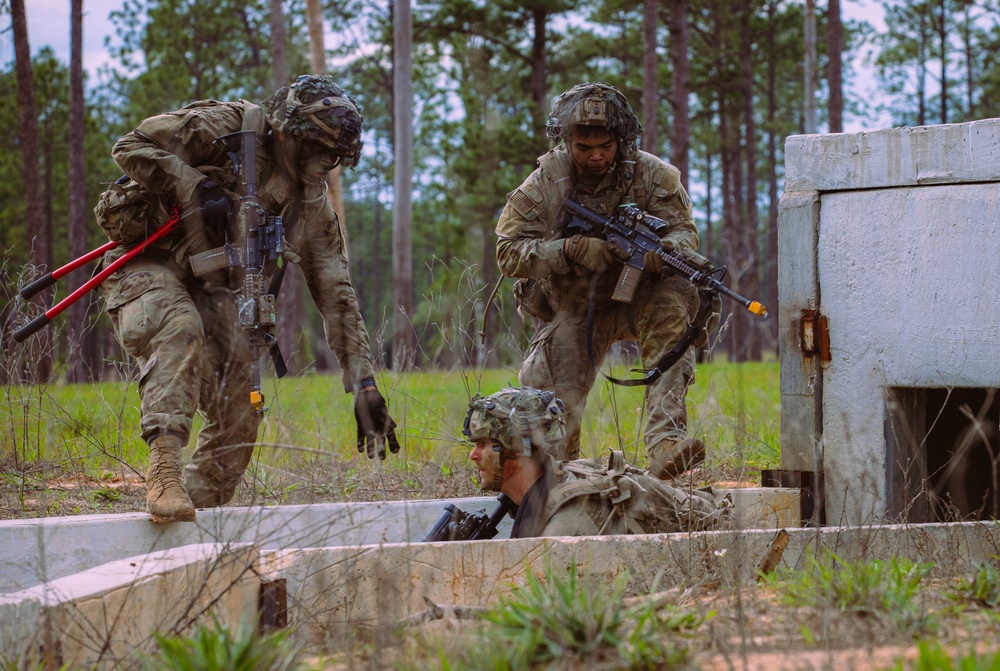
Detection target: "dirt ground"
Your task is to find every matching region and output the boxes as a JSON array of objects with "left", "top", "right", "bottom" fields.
[
  {"left": 0, "top": 457, "right": 485, "bottom": 521},
  {"left": 306, "top": 579, "right": 1000, "bottom": 671}
]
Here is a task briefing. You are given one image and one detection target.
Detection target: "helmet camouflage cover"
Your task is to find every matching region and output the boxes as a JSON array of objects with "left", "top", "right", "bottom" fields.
[
  {"left": 261, "top": 74, "right": 364, "bottom": 168},
  {"left": 464, "top": 387, "right": 566, "bottom": 458},
  {"left": 545, "top": 82, "right": 643, "bottom": 156}
]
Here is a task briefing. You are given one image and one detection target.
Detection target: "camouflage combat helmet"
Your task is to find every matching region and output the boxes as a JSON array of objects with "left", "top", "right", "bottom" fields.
[
  {"left": 464, "top": 387, "right": 566, "bottom": 458},
  {"left": 545, "top": 82, "right": 643, "bottom": 156},
  {"left": 262, "top": 74, "right": 364, "bottom": 168}
]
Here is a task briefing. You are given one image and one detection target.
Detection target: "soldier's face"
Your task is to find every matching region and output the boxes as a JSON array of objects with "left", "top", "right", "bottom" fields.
[
  {"left": 569, "top": 129, "right": 617, "bottom": 178},
  {"left": 469, "top": 437, "right": 500, "bottom": 491},
  {"left": 298, "top": 142, "right": 338, "bottom": 184}
]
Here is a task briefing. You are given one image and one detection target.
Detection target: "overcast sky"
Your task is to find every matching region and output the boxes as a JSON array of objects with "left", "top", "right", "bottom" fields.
[{"left": 8, "top": 0, "right": 891, "bottom": 133}]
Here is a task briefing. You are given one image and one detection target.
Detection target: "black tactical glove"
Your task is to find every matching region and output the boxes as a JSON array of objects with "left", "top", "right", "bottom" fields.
[
  {"left": 194, "top": 180, "right": 233, "bottom": 231},
  {"left": 353, "top": 380, "right": 401, "bottom": 459},
  {"left": 563, "top": 235, "right": 629, "bottom": 274}
]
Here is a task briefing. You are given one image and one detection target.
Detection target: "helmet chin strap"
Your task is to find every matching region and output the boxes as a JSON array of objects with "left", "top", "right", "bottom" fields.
[
  {"left": 492, "top": 440, "right": 507, "bottom": 491},
  {"left": 273, "top": 132, "right": 302, "bottom": 182}
]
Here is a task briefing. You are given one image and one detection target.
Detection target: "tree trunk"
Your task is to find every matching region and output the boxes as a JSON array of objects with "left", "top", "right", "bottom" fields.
[
  {"left": 529, "top": 7, "right": 549, "bottom": 153},
  {"left": 269, "top": 0, "right": 305, "bottom": 375},
  {"left": 641, "top": 0, "right": 658, "bottom": 154},
  {"left": 803, "top": 0, "right": 817, "bottom": 133},
  {"left": 961, "top": 4, "right": 974, "bottom": 120},
  {"left": 740, "top": 0, "right": 760, "bottom": 361},
  {"left": 765, "top": 0, "right": 779, "bottom": 353},
  {"left": 392, "top": 0, "right": 416, "bottom": 369},
  {"left": 665, "top": 0, "right": 691, "bottom": 191},
  {"left": 826, "top": 0, "right": 843, "bottom": 132},
  {"left": 937, "top": 0, "right": 948, "bottom": 124},
  {"left": 67, "top": 0, "right": 95, "bottom": 383},
  {"left": 918, "top": 9, "right": 928, "bottom": 125},
  {"left": 11, "top": 0, "right": 52, "bottom": 382}
]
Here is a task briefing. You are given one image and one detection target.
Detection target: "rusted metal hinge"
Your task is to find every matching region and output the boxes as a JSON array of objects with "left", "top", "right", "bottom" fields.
[{"left": 799, "top": 309, "right": 831, "bottom": 362}]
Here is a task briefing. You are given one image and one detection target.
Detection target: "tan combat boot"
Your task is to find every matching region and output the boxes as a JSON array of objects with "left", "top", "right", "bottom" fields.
[
  {"left": 648, "top": 437, "right": 706, "bottom": 481},
  {"left": 146, "top": 435, "right": 196, "bottom": 523}
]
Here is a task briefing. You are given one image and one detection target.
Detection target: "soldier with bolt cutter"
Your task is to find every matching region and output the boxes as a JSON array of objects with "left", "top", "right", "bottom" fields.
[{"left": 96, "top": 75, "right": 399, "bottom": 523}]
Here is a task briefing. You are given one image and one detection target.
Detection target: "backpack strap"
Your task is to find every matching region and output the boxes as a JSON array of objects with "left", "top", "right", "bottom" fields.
[
  {"left": 542, "top": 461, "right": 613, "bottom": 525},
  {"left": 239, "top": 99, "right": 267, "bottom": 135}
]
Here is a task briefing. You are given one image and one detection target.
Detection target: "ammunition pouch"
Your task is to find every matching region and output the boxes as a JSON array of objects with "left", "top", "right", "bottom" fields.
[{"left": 514, "top": 278, "right": 554, "bottom": 323}]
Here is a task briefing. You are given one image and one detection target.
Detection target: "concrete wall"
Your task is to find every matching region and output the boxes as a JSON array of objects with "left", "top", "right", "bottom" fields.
[
  {"left": 779, "top": 119, "right": 1000, "bottom": 525},
  {"left": 6, "top": 506, "right": 1000, "bottom": 665},
  {"left": 0, "top": 490, "right": 798, "bottom": 595},
  {"left": 268, "top": 520, "right": 1000, "bottom": 647},
  {"left": 0, "top": 543, "right": 258, "bottom": 670},
  {"left": 0, "top": 497, "right": 506, "bottom": 594}
]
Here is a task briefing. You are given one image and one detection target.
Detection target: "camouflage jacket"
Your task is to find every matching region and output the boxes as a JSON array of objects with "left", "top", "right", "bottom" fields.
[
  {"left": 495, "top": 147, "right": 699, "bottom": 306},
  {"left": 512, "top": 453, "right": 729, "bottom": 538},
  {"left": 109, "top": 99, "right": 375, "bottom": 391}
]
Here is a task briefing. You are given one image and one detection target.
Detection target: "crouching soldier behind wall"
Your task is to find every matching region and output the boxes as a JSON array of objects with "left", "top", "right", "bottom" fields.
[
  {"left": 465, "top": 387, "right": 729, "bottom": 538},
  {"left": 99, "top": 75, "right": 400, "bottom": 524}
]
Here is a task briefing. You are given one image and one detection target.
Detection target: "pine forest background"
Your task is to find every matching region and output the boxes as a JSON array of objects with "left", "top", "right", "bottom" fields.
[{"left": 2, "top": 0, "right": 999, "bottom": 385}]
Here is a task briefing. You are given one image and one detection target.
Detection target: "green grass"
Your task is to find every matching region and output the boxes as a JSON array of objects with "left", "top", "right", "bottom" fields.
[
  {"left": 140, "top": 618, "right": 301, "bottom": 671},
  {"left": 762, "top": 548, "right": 938, "bottom": 635},
  {"left": 0, "top": 361, "right": 779, "bottom": 481},
  {"left": 397, "top": 561, "right": 702, "bottom": 671}
]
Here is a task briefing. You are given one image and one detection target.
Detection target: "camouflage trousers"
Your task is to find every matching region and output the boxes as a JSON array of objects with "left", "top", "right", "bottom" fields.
[
  {"left": 101, "top": 255, "right": 261, "bottom": 508},
  {"left": 519, "top": 273, "right": 699, "bottom": 461}
]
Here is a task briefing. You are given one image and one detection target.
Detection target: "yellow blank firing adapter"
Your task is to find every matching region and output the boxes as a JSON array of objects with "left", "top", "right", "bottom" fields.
[{"left": 748, "top": 301, "right": 768, "bottom": 318}]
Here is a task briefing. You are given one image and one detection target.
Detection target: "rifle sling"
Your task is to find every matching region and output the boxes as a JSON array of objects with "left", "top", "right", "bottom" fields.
[
  {"left": 585, "top": 277, "right": 716, "bottom": 387},
  {"left": 262, "top": 190, "right": 304, "bottom": 380}
]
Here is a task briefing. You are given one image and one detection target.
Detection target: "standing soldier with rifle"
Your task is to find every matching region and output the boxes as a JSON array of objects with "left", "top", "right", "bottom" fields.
[
  {"left": 97, "top": 75, "right": 399, "bottom": 523},
  {"left": 496, "top": 82, "right": 716, "bottom": 478}
]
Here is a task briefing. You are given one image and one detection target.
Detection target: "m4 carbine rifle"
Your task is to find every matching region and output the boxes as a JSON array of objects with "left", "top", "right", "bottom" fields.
[
  {"left": 420, "top": 494, "right": 516, "bottom": 542},
  {"left": 213, "top": 130, "right": 287, "bottom": 412},
  {"left": 561, "top": 197, "right": 768, "bottom": 318}
]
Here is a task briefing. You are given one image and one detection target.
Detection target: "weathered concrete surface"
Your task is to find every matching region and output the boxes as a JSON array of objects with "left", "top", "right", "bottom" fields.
[
  {"left": 779, "top": 118, "right": 1000, "bottom": 525},
  {"left": 2, "top": 515, "right": 996, "bottom": 662},
  {"left": 0, "top": 543, "right": 258, "bottom": 670},
  {"left": 0, "top": 497, "right": 503, "bottom": 594},
  {"left": 262, "top": 520, "right": 1000, "bottom": 646},
  {"left": 0, "top": 490, "right": 799, "bottom": 595},
  {"left": 784, "top": 119, "right": 1000, "bottom": 193},
  {"left": 729, "top": 487, "right": 799, "bottom": 529}
]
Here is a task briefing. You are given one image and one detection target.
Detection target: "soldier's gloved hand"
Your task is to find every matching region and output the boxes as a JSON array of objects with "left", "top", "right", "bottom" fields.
[
  {"left": 644, "top": 249, "right": 668, "bottom": 274},
  {"left": 194, "top": 180, "right": 233, "bottom": 231},
  {"left": 353, "top": 382, "right": 401, "bottom": 459},
  {"left": 644, "top": 238, "right": 680, "bottom": 274},
  {"left": 563, "top": 235, "right": 628, "bottom": 274}
]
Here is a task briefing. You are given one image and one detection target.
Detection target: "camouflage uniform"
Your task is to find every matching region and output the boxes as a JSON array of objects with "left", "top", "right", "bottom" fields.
[
  {"left": 101, "top": 97, "right": 376, "bottom": 509},
  {"left": 466, "top": 387, "right": 727, "bottom": 538},
  {"left": 496, "top": 145, "right": 700, "bottom": 465},
  {"left": 511, "top": 453, "right": 728, "bottom": 538}
]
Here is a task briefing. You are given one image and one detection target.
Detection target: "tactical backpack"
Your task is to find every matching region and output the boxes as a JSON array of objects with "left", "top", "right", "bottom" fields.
[
  {"left": 542, "top": 450, "right": 731, "bottom": 535},
  {"left": 93, "top": 176, "right": 170, "bottom": 244}
]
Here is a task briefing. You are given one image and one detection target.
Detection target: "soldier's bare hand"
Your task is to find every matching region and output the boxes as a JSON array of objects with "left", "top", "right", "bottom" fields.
[{"left": 353, "top": 388, "right": 401, "bottom": 459}]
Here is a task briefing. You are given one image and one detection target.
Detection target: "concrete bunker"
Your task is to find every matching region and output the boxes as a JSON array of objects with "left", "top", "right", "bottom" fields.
[{"left": 778, "top": 118, "right": 1000, "bottom": 526}]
